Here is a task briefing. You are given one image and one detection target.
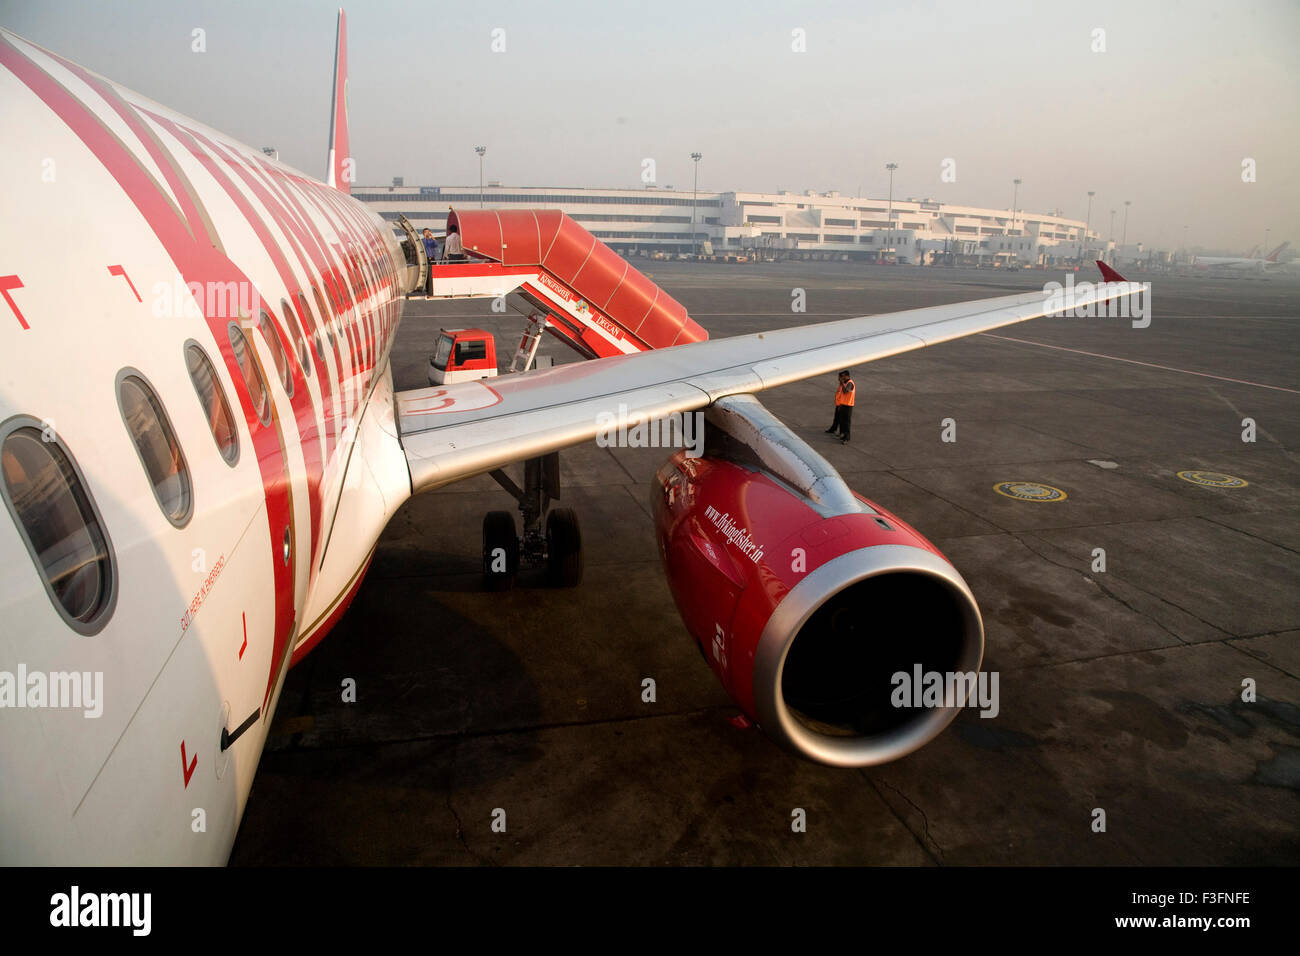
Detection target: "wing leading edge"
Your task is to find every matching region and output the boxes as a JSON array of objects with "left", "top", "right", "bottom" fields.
[{"left": 398, "top": 276, "right": 1146, "bottom": 493}]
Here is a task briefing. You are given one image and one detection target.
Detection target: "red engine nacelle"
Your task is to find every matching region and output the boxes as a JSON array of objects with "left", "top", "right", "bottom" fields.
[{"left": 653, "top": 414, "right": 984, "bottom": 767}]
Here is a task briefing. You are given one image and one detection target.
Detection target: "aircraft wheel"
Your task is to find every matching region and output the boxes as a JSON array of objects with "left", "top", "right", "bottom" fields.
[
  {"left": 545, "top": 508, "right": 583, "bottom": 588},
  {"left": 483, "top": 511, "right": 519, "bottom": 591}
]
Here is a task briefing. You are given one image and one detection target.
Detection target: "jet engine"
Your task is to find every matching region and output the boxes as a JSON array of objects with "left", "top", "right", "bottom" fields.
[{"left": 653, "top": 394, "right": 984, "bottom": 767}]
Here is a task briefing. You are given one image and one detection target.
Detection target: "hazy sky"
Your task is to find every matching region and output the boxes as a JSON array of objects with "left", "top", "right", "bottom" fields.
[{"left": 3, "top": 0, "right": 1297, "bottom": 251}]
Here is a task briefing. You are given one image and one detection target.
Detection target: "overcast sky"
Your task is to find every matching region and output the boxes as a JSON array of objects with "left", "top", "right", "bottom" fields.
[{"left": 3, "top": 0, "right": 1297, "bottom": 251}]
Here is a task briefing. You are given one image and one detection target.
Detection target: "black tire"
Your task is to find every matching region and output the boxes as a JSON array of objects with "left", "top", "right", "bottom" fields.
[
  {"left": 545, "top": 507, "right": 583, "bottom": 588},
  {"left": 482, "top": 511, "right": 519, "bottom": 591}
]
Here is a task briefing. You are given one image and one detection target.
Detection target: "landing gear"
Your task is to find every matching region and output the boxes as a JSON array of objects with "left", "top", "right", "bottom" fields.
[{"left": 482, "top": 452, "right": 583, "bottom": 590}]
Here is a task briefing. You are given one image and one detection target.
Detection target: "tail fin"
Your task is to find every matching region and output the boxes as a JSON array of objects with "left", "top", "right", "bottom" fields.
[
  {"left": 1265, "top": 241, "right": 1289, "bottom": 263},
  {"left": 325, "top": 8, "right": 350, "bottom": 193},
  {"left": 1096, "top": 260, "right": 1127, "bottom": 282}
]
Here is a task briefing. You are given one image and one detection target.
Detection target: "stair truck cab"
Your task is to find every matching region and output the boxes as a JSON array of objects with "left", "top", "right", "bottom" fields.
[{"left": 427, "top": 328, "right": 499, "bottom": 385}]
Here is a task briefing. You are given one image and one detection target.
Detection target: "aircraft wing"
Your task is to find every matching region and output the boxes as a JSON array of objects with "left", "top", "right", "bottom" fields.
[{"left": 397, "top": 276, "right": 1144, "bottom": 493}]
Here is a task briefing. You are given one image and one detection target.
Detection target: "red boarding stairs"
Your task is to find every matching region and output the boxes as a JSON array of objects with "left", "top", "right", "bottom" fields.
[{"left": 427, "top": 209, "right": 709, "bottom": 370}]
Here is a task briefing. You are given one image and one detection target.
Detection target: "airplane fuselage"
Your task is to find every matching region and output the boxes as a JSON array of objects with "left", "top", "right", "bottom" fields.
[{"left": 0, "top": 29, "right": 412, "bottom": 863}]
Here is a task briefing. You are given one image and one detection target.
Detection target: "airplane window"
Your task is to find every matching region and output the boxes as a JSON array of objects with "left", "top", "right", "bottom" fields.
[
  {"left": 311, "top": 285, "right": 336, "bottom": 349},
  {"left": 118, "top": 373, "right": 192, "bottom": 526},
  {"left": 312, "top": 284, "right": 330, "bottom": 319},
  {"left": 258, "top": 309, "right": 294, "bottom": 398},
  {"left": 279, "top": 300, "right": 310, "bottom": 379},
  {"left": 301, "top": 290, "right": 325, "bottom": 361},
  {"left": 184, "top": 343, "right": 239, "bottom": 466},
  {"left": 228, "top": 324, "right": 272, "bottom": 425},
  {"left": 1, "top": 423, "right": 115, "bottom": 629}
]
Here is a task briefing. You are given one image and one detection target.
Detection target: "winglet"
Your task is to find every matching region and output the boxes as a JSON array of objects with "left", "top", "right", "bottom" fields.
[
  {"left": 325, "top": 8, "right": 350, "bottom": 193},
  {"left": 1096, "top": 260, "right": 1127, "bottom": 282}
]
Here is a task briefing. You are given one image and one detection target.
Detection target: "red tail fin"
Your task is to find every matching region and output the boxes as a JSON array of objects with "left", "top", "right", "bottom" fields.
[
  {"left": 325, "top": 9, "right": 350, "bottom": 193},
  {"left": 1096, "top": 260, "right": 1127, "bottom": 282}
]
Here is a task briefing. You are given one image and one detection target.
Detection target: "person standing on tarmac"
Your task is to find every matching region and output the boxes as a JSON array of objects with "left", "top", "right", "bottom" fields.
[{"left": 825, "top": 369, "right": 855, "bottom": 444}]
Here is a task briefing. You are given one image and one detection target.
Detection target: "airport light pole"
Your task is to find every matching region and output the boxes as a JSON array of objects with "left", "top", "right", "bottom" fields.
[
  {"left": 886, "top": 163, "right": 898, "bottom": 257},
  {"left": 1265, "top": 227, "right": 1271, "bottom": 254},
  {"left": 1009, "top": 178, "right": 1021, "bottom": 265},
  {"left": 1109, "top": 208, "right": 1116, "bottom": 262},
  {"left": 691, "top": 152, "right": 702, "bottom": 256},
  {"left": 1084, "top": 190, "right": 1095, "bottom": 261},
  {"left": 1122, "top": 200, "right": 1131, "bottom": 250},
  {"left": 475, "top": 145, "right": 486, "bottom": 208}
]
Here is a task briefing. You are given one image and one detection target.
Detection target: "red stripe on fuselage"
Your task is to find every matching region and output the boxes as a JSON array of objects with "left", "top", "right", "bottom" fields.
[
  {"left": 244, "top": 168, "right": 357, "bottom": 426},
  {"left": 51, "top": 52, "right": 217, "bottom": 251},
  {"left": 242, "top": 160, "right": 358, "bottom": 436},
  {"left": 149, "top": 120, "right": 328, "bottom": 570},
  {"left": 0, "top": 36, "right": 296, "bottom": 713}
]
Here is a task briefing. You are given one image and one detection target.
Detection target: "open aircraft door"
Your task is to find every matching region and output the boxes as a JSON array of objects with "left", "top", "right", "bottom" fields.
[{"left": 394, "top": 214, "right": 426, "bottom": 294}]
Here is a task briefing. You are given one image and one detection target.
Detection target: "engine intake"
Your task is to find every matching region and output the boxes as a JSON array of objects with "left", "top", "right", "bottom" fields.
[{"left": 653, "top": 395, "right": 984, "bottom": 767}]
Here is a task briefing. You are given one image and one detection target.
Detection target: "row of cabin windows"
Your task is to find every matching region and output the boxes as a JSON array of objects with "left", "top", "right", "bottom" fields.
[
  {"left": 0, "top": 276, "right": 389, "bottom": 632},
  {"left": 0, "top": 341, "right": 239, "bottom": 631}
]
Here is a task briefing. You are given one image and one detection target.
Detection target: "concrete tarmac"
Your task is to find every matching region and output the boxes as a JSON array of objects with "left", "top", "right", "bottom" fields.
[{"left": 231, "top": 262, "right": 1300, "bottom": 865}]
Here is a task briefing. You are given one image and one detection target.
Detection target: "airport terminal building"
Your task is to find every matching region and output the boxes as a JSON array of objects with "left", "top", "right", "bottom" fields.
[{"left": 354, "top": 184, "right": 1106, "bottom": 266}]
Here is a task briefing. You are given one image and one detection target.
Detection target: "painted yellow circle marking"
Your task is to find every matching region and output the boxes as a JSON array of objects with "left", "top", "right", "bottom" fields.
[
  {"left": 993, "top": 481, "right": 1068, "bottom": 502},
  {"left": 1177, "top": 471, "right": 1248, "bottom": 488}
]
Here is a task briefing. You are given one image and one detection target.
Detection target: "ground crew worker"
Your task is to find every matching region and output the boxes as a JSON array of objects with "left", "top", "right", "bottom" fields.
[{"left": 825, "top": 369, "right": 855, "bottom": 443}]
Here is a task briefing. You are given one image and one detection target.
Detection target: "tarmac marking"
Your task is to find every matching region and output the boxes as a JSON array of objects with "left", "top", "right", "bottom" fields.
[
  {"left": 1177, "top": 471, "right": 1249, "bottom": 488},
  {"left": 1205, "top": 387, "right": 1297, "bottom": 464},
  {"left": 993, "top": 481, "right": 1068, "bottom": 502},
  {"left": 982, "top": 333, "right": 1300, "bottom": 394}
]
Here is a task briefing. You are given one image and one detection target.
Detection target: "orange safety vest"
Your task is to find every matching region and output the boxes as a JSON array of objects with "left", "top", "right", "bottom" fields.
[{"left": 835, "top": 380, "right": 856, "bottom": 407}]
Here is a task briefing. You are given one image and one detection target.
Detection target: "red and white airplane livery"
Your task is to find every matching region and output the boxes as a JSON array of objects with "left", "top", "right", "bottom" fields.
[
  {"left": 0, "top": 12, "right": 1140, "bottom": 864},
  {"left": 1192, "top": 241, "right": 1291, "bottom": 272}
]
